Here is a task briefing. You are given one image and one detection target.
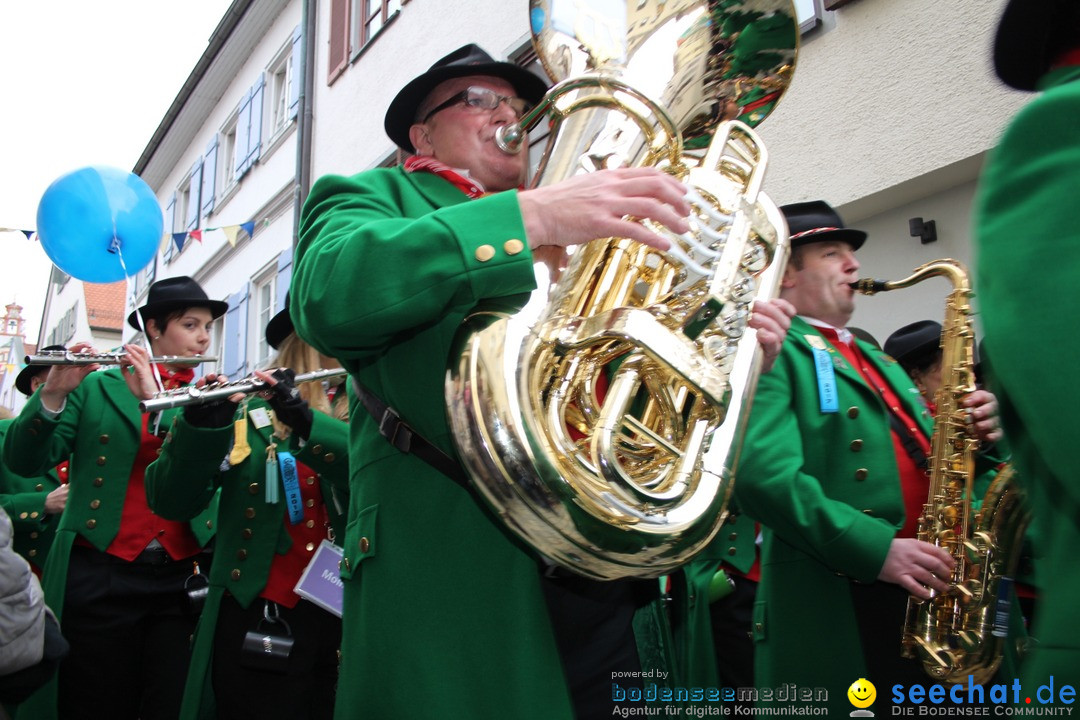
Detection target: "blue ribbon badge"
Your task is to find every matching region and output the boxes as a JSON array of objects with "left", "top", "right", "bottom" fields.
[
  {"left": 807, "top": 334, "right": 838, "bottom": 414},
  {"left": 277, "top": 450, "right": 303, "bottom": 524}
]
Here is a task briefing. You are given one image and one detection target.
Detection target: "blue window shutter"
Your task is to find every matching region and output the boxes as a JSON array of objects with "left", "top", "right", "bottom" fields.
[
  {"left": 276, "top": 247, "right": 293, "bottom": 310},
  {"left": 247, "top": 75, "right": 265, "bottom": 167},
  {"left": 201, "top": 136, "right": 218, "bottom": 215},
  {"left": 289, "top": 25, "right": 302, "bottom": 120},
  {"left": 234, "top": 89, "right": 252, "bottom": 181},
  {"left": 164, "top": 194, "right": 176, "bottom": 262},
  {"left": 223, "top": 285, "right": 250, "bottom": 378},
  {"left": 186, "top": 159, "right": 203, "bottom": 230}
]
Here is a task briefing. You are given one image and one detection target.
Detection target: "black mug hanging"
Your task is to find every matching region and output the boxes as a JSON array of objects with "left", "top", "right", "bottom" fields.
[{"left": 240, "top": 601, "right": 294, "bottom": 674}]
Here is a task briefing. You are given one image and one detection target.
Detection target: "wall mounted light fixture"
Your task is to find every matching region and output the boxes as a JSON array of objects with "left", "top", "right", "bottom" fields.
[{"left": 909, "top": 217, "right": 937, "bottom": 244}]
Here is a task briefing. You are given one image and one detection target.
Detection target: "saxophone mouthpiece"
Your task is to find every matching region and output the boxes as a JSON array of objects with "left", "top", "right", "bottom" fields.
[{"left": 850, "top": 279, "right": 887, "bottom": 295}]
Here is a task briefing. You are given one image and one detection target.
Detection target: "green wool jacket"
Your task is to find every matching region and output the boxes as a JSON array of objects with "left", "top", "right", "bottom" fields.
[
  {"left": 145, "top": 402, "right": 349, "bottom": 720},
  {"left": 292, "top": 166, "right": 576, "bottom": 719},
  {"left": 1, "top": 368, "right": 216, "bottom": 720},
  {"left": 734, "top": 317, "right": 935, "bottom": 713},
  {"left": 0, "top": 419, "right": 62, "bottom": 570},
  {"left": 976, "top": 65, "right": 1080, "bottom": 693}
]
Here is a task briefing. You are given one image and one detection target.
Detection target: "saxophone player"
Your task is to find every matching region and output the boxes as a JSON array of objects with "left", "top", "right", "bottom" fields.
[
  {"left": 977, "top": 0, "right": 1080, "bottom": 698},
  {"left": 731, "top": 201, "right": 1003, "bottom": 714},
  {"left": 290, "top": 43, "right": 794, "bottom": 720}
]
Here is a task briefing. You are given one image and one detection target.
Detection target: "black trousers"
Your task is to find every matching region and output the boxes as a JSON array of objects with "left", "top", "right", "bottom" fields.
[
  {"left": 212, "top": 594, "right": 341, "bottom": 720},
  {"left": 709, "top": 574, "right": 757, "bottom": 702},
  {"left": 541, "top": 573, "right": 654, "bottom": 720},
  {"left": 59, "top": 545, "right": 210, "bottom": 720}
]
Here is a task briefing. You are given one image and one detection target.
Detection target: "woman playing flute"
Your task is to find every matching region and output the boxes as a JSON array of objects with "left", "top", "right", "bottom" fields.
[{"left": 145, "top": 299, "right": 349, "bottom": 720}]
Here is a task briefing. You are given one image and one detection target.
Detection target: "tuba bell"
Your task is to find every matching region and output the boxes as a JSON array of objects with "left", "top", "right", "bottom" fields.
[{"left": 445, "top": 0, "right": 799, "bottom": 580}]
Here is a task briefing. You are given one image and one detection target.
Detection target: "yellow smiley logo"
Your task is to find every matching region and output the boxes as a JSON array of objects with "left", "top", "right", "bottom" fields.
[{"left": 847, "top": 678, "right": 876, "bottom": 709}]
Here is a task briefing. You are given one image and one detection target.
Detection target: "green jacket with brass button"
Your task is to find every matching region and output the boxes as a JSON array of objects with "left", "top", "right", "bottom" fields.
[
  {"left": 0, "top": 419, "right": 62, "bottom": 570},
  {"left": 1, "top": 367, "right": 217, "bottom": 720},
  {"left": 144, "top": 401, "right": 349, "bottom": 720},
  {"left": 733, "top": 317, "right": 935, "bottom": 712},
  {"left": 291, "top": 166, "right": 577, "bottom": 719}
]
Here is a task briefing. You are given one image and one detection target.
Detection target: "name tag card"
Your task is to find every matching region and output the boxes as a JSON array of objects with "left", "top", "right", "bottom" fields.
[{"left": 294, "top": 540, "right": 344, "bottom": 617}]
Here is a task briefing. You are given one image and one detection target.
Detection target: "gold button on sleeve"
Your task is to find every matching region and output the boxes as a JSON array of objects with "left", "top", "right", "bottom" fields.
[
  {"left": 849, "top": 439, "right": 864, "bottom": 452},
  {"left": 503, "top": 239, "right": 525, "bottom": 256},
  {"left": 359, "top": 537, "right": 370, "bottom": 553},
  {"left": 86, "top": 519, "right": 97, "bottom": 529},
  {"left": 854, "top": 468, "right": 869, "bottom": 481},
  {"left": 231, "top": 569, "right": 241, "bottom": 581},
  {"left": 94, "top": 477, "right": 104, "bottom": 487},
  {"left": 89, "top": 500, "right": 101, "bottom": 510},
  {"left": 475, "top": 244, "right": 495, "bottom": 262},
  {"left": 324, "top": 453, "right": 336, "bottom": 463},
  {"left": 99, "top": 434, "right": 109, "bottom": 444},
  {"left": 34, "top": 484, "right": 43, "bottom": 492},
  {"left": 244, "top": 508, "right": 256, "bottom": 519},
  {"left": 28, "top": 549, "right": 36, "bottom": 558},
  {"left": 847, "top": 407, "right": 860, "bottom": 418}
]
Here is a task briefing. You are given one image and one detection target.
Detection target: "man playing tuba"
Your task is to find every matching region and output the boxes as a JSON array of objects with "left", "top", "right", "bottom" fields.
[{"left": 291, "top": 43, "right": 793, "bottom": 720}]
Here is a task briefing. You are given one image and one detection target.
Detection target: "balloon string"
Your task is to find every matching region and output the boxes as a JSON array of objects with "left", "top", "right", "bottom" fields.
[{"left": 116, "top": 239, "right": 167, "bottom": 437}]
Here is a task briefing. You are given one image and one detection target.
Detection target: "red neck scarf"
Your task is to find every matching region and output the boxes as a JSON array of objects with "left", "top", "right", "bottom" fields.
[
  {"left": 404, "top": 155, "right": 487, "bottom": 199},
  {"left": 154, "top": 364, "right": 195, "bottom": 391}
]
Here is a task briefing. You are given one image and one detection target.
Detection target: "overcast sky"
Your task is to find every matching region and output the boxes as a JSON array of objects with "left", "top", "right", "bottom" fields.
[{"left": 0, "top": 0, "right": 233, "bottom": 344}]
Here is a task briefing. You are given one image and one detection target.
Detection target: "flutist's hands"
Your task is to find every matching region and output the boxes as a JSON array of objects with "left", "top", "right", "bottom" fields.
[
  {"left": 751, "top": 298, "right": 796, "bottom": 372},
  {"left": 879, "top": 538, "right": 955, "bottom": 599},
  {"left": 40, "top": 342, "right": 98, "bottom": 412},
  {"left": 258, "top": 369, "right": 314, "bottom": 441},
  {"left": 184, "top": 373, "right": 240, "bottom": 428},
  {"left": 518, "top": 167, "right": 690, "bottom": 252},
  {"left": 121, "top": 344, "right": 159, "bottom": 401}
]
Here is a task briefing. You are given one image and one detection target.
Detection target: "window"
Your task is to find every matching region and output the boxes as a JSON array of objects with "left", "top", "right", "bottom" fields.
[
  {"left": 795, "top": 0, "right": 823, "bottom": 31},
  {"left": 268, "top": 28, "right": 302, "bottom": 140},
  {"left": 252, "top": 271, "right": 276, "bottom": 368},
  {"left": 6, "top": 319, "right": 17, "bottom": 334},
  {"left": 208, "top": 316, "right": 225, "bottom": 374},
  {"left": 175, "top": 178, "right": 194, "bottom": 233},
  {"left": 46, "top": 302, "right": 79, "bottom": 347},
  {"left": 221, "top": 114, "right": 240, "bottom": 193},
  {"left": 351, "top": 0, "right": 401, "bottom": 53}
]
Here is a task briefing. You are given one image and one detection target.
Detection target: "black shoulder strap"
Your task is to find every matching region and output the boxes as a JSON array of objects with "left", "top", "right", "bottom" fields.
[{"left": 350, "top": 379, "right": 471, "bottom": 490}]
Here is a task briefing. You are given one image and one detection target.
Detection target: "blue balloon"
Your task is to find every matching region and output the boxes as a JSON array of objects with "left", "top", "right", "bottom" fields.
[{"left": 36, "top": 166, "right": 163, "bottom": 283}]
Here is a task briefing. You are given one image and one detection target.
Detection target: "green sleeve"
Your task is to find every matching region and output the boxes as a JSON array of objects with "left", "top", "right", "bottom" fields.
[
  {"left": 145, "top": 414, "right": 231, "bottom": 521},
  {"left": 291, "top": 169, "right": 538, "bottom": 363}
]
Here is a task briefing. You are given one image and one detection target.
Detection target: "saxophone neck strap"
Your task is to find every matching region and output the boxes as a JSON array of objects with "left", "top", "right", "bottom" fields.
[
  {"left": 887, "top": 409, "right": 928, "bottom": 469},
  {"left": 351, "top": 379, "right": 472, "bottom": 491}
]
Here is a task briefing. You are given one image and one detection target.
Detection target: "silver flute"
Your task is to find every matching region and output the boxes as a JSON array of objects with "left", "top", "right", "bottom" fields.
[
  {"left": 139, "top": 368, "right": 348, "bottom": 413},
  {"left": 25, "top": 351, "right": 218, "bottom": 366}
]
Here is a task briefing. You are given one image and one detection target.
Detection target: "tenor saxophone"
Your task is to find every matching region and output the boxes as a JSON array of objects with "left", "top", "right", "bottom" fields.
[
  {"left": 445, "top": 0, "right": 798, "bottom": 580},
  {"left": 854, "top": 259, "right": 1030, "bottom": 684}
]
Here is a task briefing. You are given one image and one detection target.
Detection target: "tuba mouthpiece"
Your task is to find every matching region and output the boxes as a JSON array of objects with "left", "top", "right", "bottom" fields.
[{"left": 495, "top": 123, "right": 525, "bottom": 154}]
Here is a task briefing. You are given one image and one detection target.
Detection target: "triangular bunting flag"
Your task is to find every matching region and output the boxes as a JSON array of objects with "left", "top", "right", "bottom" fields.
[
  {"left": 240, "top": 221, "right": 255, "bottom": 239},
  {"left": 189, "top": 229, "right": 203, "bottom": 244},
  {"left": 160, "top": 233, "right": 171, "bottom": 252},
  {"left": 172, "top": 232, "right": 187, "bottom": 253},
  {"left": 20, "top": 230, "right": 33, "bottom": 240},
  {"left": 222, "top": 225, "right": 239, "bottom": 247}
]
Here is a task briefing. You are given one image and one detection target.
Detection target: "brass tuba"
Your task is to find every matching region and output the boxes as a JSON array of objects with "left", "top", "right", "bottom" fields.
[
  {"left": 445, "top": 0, "right": 798, "bottom": 580},
  {"left": 854, "top": 259, "right": 1030, "bottom": 684}
]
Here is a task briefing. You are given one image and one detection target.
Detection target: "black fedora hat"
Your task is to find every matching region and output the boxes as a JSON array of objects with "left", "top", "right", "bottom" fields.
[
  {"left": 884, "top": 320, "right": 942, "bottom": 371},
  {"left": 265, "top": 296, "right": 293, "bottom": 350},
  {"left": 384, "top": 43, "right": 549, "bottom": 153},
  {"left": 994, "top": 0, "right": 1080, "bottom": 91},
  {"left": 780, "top": 200, "right": 867, "bottom": 251},
  {"left": 15, "top": 345, "right": 65, "bottom": 396},
  {"left": 127, "top": 276, "right": 228, "bottom": 331}
]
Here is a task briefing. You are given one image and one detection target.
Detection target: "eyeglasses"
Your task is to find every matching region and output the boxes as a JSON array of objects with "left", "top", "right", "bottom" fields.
[{"left": 421, "top": 86, "right": 533, "bottom": 123}]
